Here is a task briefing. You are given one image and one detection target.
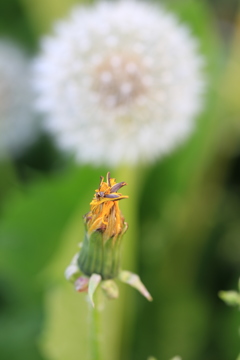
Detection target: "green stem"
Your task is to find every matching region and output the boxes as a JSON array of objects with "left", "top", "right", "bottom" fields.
[
  {"left": 116, "top": 164, "right": 148, "bottom": 272},
  {"left": 88, "top": 291, "right": 102, "bottom": 360}
]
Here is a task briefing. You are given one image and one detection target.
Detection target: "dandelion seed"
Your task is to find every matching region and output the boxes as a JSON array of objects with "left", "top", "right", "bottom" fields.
[{"left": 0, "top": 41, "right": 37, "bottom": 158}]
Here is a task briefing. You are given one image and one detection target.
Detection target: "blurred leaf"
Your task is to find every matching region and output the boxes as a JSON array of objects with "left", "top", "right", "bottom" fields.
[
  {"left": 0, "top": 160, "right": 18, "bottom": 208},
  {"left": 0, "top": 0, "right": 35, "bottom": 47},
  {"left": 132, "top": 1, "right": 231, "bottom": 360},
  {"left": 0, "top": 273, "right": 45, "bottom": 360},
  {"left": 19, "top": 0, "right": 93, "bottom": 35},
  {"left": 0, "top": 165, "right": 102, "bottom": 279},
  {"left": 0, "top": 165, "right": 107, "bottom": 360},
  {"left": 220, "top": 23, "right": 240, "bottom": 116}
]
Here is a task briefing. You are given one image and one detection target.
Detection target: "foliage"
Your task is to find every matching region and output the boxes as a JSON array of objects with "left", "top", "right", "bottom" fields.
[{"left": 0, "top": 0, "right": 240, "bottom": 360}]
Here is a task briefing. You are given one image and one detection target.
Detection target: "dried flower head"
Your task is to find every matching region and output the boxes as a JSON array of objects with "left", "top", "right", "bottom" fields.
[
  {"left": 0, "top": 41, "right": 36, "bottom": 158},
  {"left": 65, "top": 172, "right": 152, "bottom": 306},
  {"left": 86, "top": 174, "right": 128, "bottom": 242},
  {"left": 33, "top": 0, "right": 204, "bottom": 166},
  {"left": 79, "top": 172, "right": 128, "bottom": 279}
]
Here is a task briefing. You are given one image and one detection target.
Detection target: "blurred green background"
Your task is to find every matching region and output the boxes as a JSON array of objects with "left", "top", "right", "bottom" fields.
[{"left": 0, "top": 0, "right": 240, "bottom": 360}]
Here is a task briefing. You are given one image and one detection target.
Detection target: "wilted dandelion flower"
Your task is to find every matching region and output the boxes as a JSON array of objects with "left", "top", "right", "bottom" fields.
[
  {"left": 33, "top": 0, "right": 205, "bottom": 166},
  {"left": 0, "top": 41, "right": 36, "bottom": 158},
  {"left": 65, "top": 172, "right": 152, "bottom": 306}
]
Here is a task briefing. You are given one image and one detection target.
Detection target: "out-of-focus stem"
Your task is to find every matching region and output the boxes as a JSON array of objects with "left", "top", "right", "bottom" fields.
[
  {"left": 88, "top": 291, "right": 102, "bottom": 360},
  {"left": 116, "top": 165, "right": 148, "bottom": 272},
  {"left": 117, "top": 165, "right": 140, "bottom": 360}
]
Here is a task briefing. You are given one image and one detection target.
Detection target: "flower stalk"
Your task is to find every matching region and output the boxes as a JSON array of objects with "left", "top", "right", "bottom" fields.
[{"left": 88, "top": 289, "right": 103, "bottom": 360}]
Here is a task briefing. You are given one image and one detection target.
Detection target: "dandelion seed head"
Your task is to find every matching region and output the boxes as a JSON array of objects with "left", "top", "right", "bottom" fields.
[
  {"left": 33, "top": 0, "right": 205, "bottom": 166},
  {"left": 0, "top": 41, "right": 36, "bottom": 158}
]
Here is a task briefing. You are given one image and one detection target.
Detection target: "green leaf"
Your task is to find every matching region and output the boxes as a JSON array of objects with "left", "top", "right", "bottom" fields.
[{"left": 0, "top": 165, "right": 101, "bottom": 278}]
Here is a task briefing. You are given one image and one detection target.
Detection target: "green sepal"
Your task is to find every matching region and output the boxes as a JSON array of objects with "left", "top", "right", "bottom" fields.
[
  {"left": 119, "top": 270, "right": 153, "bottom": 301},
  {"left": 65, "top": 253, "right": 82, "bottom": 282},
  {"left": 78, "top": 230, "right": 103, "bottom": 277},
  {"left": 101, "top": 235, "right": 122, "bottom": 279},
  {"left": 78, "top": 229, "right": 123, "bottom": 280},
  {"left": 101, "top": 280, "right": 119, "bottom": 299},
  {"left": 88, "top": 273, "right": 102, "bottom": 307}
]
